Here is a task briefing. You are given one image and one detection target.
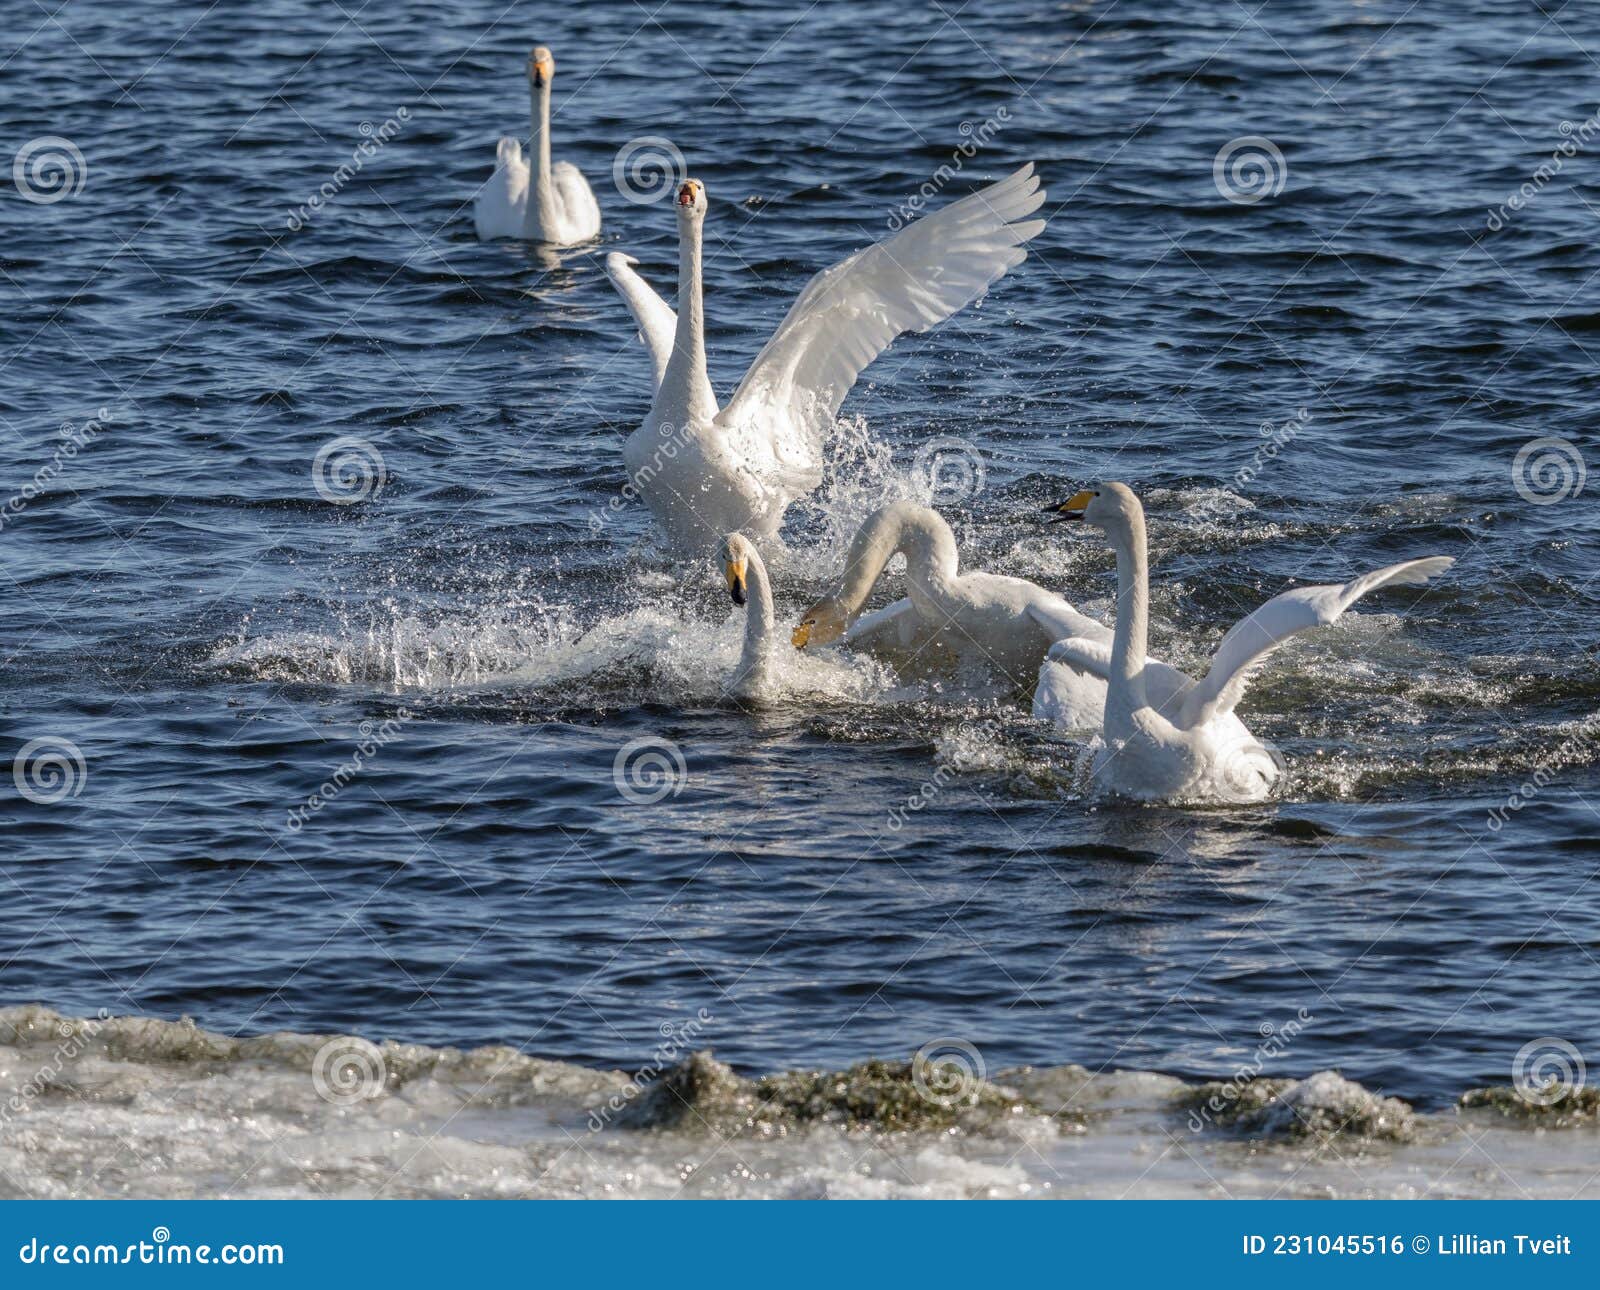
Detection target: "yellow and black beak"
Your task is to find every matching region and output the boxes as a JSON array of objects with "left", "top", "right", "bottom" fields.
[
  {"left": 724, "top": 558, "right": 748, "bottom": 607},
  {"left": 1044, "top": 489, "right": 1095, "bottom": 523},
  {"left": 791, "top": 619, "right": 813, "bottom": 649}
]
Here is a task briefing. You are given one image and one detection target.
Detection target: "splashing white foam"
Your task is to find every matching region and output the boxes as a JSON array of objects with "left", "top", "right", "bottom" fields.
[{"left": 210, "top": 592, "right": 897, "bottom": 710}]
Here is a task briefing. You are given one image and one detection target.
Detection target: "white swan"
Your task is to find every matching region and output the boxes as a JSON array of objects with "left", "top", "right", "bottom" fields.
[
  {"left": 720, "top": 533, "right": 776, "bottom": 701},
  {"left": 791, "top": 501, "right": 1135, "bottom": 693},
  {"left": 474, "top": 46, "right": 601, "bottom": 245},
  {"left": 605, "top": 166, "right": 1046, "bottom": 554},
  {"left": 1036, "top": 483, "right": 1454, "bottom": 803}
]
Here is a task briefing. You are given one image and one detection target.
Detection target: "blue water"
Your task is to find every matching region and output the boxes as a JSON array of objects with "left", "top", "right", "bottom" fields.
[{"left": 2, "top": 0, "right": 1597, "bottom": 1110}]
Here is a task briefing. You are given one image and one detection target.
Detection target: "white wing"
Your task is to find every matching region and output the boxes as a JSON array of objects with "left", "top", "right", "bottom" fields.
[
  {"left": 552, "top": 161, "right": 601, "bottom": 242},
  {"left": 1024, "top": 595, "right": 1113, "bottom": 649},
  {"left": 714, "top": 163, "right": 1047, "bottom": 464},
  {"left": 474, "top": 137, "right": 528, "bottom": 240},
  {"left": 1180, "top": 557, "right": 1455, "bottom": 727},
  {"left": 605, "top": 253, "right": 677, "bottom": 392},
  {"left": 1032, "top": 635, "right": 1197, "bottom": 731},
  {"left": 1033, "top": 637, "right": 1112, "bottom": 731},
  {"left": 843, "top": 597, "right": 923, "bottom": 651}
]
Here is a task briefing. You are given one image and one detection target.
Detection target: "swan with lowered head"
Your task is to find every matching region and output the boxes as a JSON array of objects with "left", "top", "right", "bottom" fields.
[
  {"left": 1037, "top": 483, "right": 1454, "bottom": 803},
  {"left": 474, "top": 46, "right": 601, "bottom": 245},
  {"left": 719, "top": 532, "right": 777, "bottom": 702},
  {"left": 791, "top": 501, "right": 1168, "bottom": 699},
  {"left": 605, "top": 166, "right": 1047, "bottom": 554}
]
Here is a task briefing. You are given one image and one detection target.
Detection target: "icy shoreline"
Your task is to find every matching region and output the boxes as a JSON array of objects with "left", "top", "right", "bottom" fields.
[{"left": 1, "top": 1008, "right": 1592, "bottom": 1200}]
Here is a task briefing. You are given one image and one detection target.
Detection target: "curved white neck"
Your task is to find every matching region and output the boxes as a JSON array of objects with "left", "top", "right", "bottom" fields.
[
  {"left": 656, "top": 215, "right": 717, "bottom": 423},
  {"left": 1105, "top": 509, "right": 1151, "bottom": 729},
  {"left": 524, "top": 78, "right": 557, "bottom": 238},
  {"left": 837, "top": 503, "right": 960, "bottom": 616},
  {"left": 733, "top": 548, "right": 776, "bottom": 696}
]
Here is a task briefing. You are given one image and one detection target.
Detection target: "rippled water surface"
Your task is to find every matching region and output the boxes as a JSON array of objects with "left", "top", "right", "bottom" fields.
[{"left": 2, "top": 0, "right": 1598, "bottom": 1133}]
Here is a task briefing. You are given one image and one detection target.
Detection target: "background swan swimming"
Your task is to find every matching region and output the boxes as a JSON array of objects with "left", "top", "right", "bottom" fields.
[
  {"left": 1037, "top": 484, "right": 1456, "bottom": 804},
  {"left": 605, "top": 167, "right": 1046, "bottom": 554},
  {"left": 474, "top": 46, "right": 601, "bottom": 245}
]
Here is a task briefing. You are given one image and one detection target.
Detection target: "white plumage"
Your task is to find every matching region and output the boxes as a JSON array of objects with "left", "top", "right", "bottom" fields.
[
  {"left": 474, "top": 46, "right": 600, "bottom": 245},
  {"left": 606, "top": 166, "right": 1047, "bottom": 553},
  {"left": 1034, "top": 484, "right": 1454, "bottom": 803}
]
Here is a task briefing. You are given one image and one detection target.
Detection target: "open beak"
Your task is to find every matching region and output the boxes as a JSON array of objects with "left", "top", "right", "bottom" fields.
[
  {"left": 724, "top": 559, "right": 747, "bottom": 607},
  {"left": 1044, "top": 489, "right": 1095, "bottom": 523},
  {"left": 791, "top": 619, "right": 813, "bottom": 649}
]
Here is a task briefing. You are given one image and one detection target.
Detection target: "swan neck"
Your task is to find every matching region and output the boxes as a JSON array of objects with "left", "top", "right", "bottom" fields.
[
  {"left": 526, "top": 78, "right": 556, "bottom": 235},
  {"left": 658, "top": 215, "right": 713, "bottom": 421},
  {"left": 1108, "top": 514, "right": 1151, "bottom": 713},
  {"left": 837, "top": 505, "right": 957, "bottom": 614},
  {"left": 736, "top": 550, "right": 776, "bottom": 692}
]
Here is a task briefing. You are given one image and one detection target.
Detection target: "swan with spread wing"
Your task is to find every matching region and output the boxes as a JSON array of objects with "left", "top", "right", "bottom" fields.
[
  {"left": 605, "top": 167, "right": 1046, "bottom": 553},
  {"left": 475, "top": 46, "right": 601, "bottom": 245},
  {"left": 1036, "top": 483, "right": 1454, "bottom": 803}
]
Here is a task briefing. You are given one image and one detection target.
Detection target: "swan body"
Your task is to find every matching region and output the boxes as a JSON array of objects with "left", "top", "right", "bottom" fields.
[
  {"left": 720, "top": 533, "right": 777, "bottom": 702},
  {"left": 606, "top": 166, "right": 1047, "bottom": 554},
  {"left": 793, "top": 502, "right": 1151, "bottom": 697},
  {"left": 474, "top": 47, "right": 600, "bottom": 245},
  {"left": 1038, "top": 483, "right": 1455, "bottom": 803}
]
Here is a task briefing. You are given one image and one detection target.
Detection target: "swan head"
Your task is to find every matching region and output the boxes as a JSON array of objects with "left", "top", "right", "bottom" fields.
[
  {"left": 528, "top": 46, "right": 555, "bottom": 86},
  {"left": 1044, "top": 482, "right": 1143, "bottom": 539},
  {"left": 677, "top": 179, "right": 707, "bottom": 221},
  {"left": 721, "top": 533, "right": 754, "bottom": 607},
  {"left": 791, "top": 596, "right": 848, "bottom": 650}
]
